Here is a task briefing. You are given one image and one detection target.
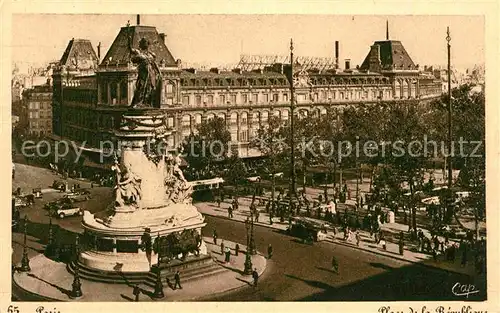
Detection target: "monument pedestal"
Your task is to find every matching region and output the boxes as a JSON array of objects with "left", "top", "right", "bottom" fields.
[{"left": 79, "top": 112, "right": 210, "bottom": 277}]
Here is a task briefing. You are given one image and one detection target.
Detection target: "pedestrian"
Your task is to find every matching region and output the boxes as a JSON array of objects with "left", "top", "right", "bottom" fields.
[
  {"left": 252, "top": 268, "right": 259, "bottom": 287},
  {"left": 461, "top": 244, "right": 468, "bottom": 267},
  {"left": 255, "top": 210, "right": 260, "bottom": 222},
  {"left": 141, "top": 228, "right": 152, "bottom": 269},
  {"left": 213, "top": 229, "right": 218, "bottom": 245},
  {"left": 133, "top": 284, "right": 141, "bottom": 302},
  {"left": 355, "top": 231, "right": 361, "bottom": 246},
  {"left": 228, "top": 205, "right": 233, "bottom": 218},
  {"left": 269, "top": 210, "right": 273, "bottom": 225},
  {"left": 331, "top": 255, "right": 339, "bottom": 274},
  {"left": 173, "top": 270, "right": 182, "bottom": 290},
  {"left": 235, "top": 243, "right": 239, "bottom": 256},
  {"left": 224, "top": 246, "right": 231, "bottom": 263},
  {"left": 90, "top": 181, "right": 94, "bottom": 188},
  {"left": 221, "top": 240, "right": 225, "bottom": 255},
  {"left": 217, "top": 195, "right": 221, "bottom": 208},
  {"left": 399, "top": 231, "right": 404, "bottom": 255},
  {"left": 267, "top": 244, "right": 273, "bottom": 259}
]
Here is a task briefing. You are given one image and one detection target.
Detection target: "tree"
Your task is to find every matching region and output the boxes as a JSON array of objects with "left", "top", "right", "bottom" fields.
[
  {"left": 182, "top": 117, "right": 231, "bottom": 180},
  {"left": 225, "top": 145, "right": 248, "bottom": 200},
  {"left": 251, "top": 116, "right": 287, "bottom": 210},
  {"left": 378, "top": 102, "right": 430, "bottom": 233}
]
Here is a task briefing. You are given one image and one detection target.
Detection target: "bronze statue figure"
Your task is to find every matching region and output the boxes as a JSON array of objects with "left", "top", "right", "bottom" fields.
[{"left": 129, "top": 37, "right": 162, "bottom": 108}]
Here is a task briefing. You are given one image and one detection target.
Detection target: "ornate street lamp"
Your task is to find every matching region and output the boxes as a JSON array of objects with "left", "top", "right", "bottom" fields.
[
  {"left": 243, "top": 217, "right": 252, "bottom": 275},
  {"left": 446, "top": 27, "right": 453, "bottom": 189},
  {"left": 20, "top": 216, "right": 31, "bottom": 272},
  {"left": 152, "top": 233, "right": 165, "bottom": 299},
  {"left": 289, "top": 38, "right": 297, "bottom": 197},
  {"left": 249, "top": 209, "right": 256, "bottom": 255},
  {"left": 45, "top": 215, "right": 55, "bottom": 258},
  {"left": 70, "top": 234, "right": 83, "bottom": 298}
]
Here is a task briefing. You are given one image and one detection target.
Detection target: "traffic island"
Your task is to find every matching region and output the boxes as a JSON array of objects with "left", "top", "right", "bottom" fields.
[{"left": 12, "top": 237, "right": 267, "bottom": 301}]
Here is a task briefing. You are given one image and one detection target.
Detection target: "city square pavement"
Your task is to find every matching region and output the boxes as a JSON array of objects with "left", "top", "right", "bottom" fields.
[
  {"left": 11, "top": 163, "right": 486, "bottom": 301},
  {"left": 13, "top": 237, "right": 266, "bottom": 301}
]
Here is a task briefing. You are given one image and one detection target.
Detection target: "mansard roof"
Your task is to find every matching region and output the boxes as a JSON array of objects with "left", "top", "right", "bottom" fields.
[
  {"left": 360, "top": 40, "right": 416, "bottom": 72},
  {"left": 59, "top": 38, "right": 99, "bottom": 71},
  {"left": 101, "top": 25, "right": 176, "bottom": 67}
]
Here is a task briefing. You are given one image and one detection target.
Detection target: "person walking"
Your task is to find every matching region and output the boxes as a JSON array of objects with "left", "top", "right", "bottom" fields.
[
  {"left": 220, "top": 240, "right": 225, "bottom": 255},
  {"left": 255, "top": 209, "right": 260, "bottom": 222},
  {"left": 228, "top": 205, "right": 233, "bottom": 218},
  {"left": 252, "top": 268, "right": 259, "bottom": 287},
  {"left": 398, "top": 231, "right": 404, "bottom": 255},
  {"left": 141, "top": 228, "right": 153, "bottom": 269},
  {"left": 216, "top": 195, "right": 221, "bottom": 208},
  {"left": 213, "top": 229, "right": 218, "bottom": 245},
  {"left": 235, "top": 243, "right": 240, "bottom": 256},
  {"left": 267, "top": 244, "right": 273, "bottom": 259},
  {"left": 224, "top": 246, "right": 231, "bottom": 263},
  {"left": 173, "top": 270, "right": 182, "bottom": 290},
  {"left": 331, "top": 255, "right": 339, "bottom": 274},
  {"left": 355, "top": 231, "right": 361, "bottom": 246},
  {"left": 133, "top": 284, "right": 141, "bottom": 302}
]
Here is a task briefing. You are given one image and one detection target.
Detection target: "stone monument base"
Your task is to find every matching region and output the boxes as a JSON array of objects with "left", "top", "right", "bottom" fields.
[{"left": 81, "top": 204, "right": 208, "bottom": 273}]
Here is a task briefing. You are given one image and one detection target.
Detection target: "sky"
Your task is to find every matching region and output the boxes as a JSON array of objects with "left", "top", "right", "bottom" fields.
[{"left": 11, "top": 14, "right": 484, "bottom": 73}]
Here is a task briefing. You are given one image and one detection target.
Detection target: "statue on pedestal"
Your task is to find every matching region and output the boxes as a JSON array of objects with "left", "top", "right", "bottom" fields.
[
  {"left": 128, "top": 37, "right": 162, "bottom": 108},
  {"left": 112, "top": 156, "right": 142, "bottom": 208}
]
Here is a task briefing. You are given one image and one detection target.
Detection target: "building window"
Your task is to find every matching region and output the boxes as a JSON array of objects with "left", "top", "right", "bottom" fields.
[
  {"left": 252, "top": 94, "right": 258, "bottom": 103},
  {"left": 231, "top": 94, "right": 237, "bottom": 104},
  {"left": 166, "top": 84, "right": 174, "bottom": 94},
  {"left": 241, "top": 113, "right": 247, "bottom": 124},
  {"left": 263, "top": 94, "right": 269, "bottom": 103},
  {"left": 110, "top": 83, "right": 118, "bottom": 105},
  {"left": 273, "top": 94, "right": 279, "bottom": 102},
  {"left": 120, "top": 82, "right": 128, "bottom": 105},
  {"left": 182, "top": 95, "right": 190, "bottom": 106},
  {"left": 340, "top": 92, "right": 344, "bottom": 100},
  {"left": 207, "top": 95, "right": 214, "bottom": 105},
  {"left": 240, "top": 130, "right": 248, "bottom": 142},
  {"left": 196, "top": 95, "right": 202, "bottom": 105},
  {"left": 243, "top": 94, "right": 248, "bottom": 104},
  {"left": 219, "top": 95, "right": 226, "bottom": 105},
  {"left": 283, "top": 93, "right": 289, "bottom": 103}
]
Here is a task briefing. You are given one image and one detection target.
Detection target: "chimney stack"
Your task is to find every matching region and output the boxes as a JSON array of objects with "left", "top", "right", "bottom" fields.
[
  {"left": 97, "top": 42, "right": 101, "bottom": 61},
  {"left": 335, "top": 41, "right": 339, "bottom": 69},
  {"left": 137, "top": 14, "right": 140, "bottom": 25},
  {"left": 345, "top": 59, "right": 351, "bottom": 70},
  {"left": 159, "top": 33, "right": 165, "bottom": 43}
]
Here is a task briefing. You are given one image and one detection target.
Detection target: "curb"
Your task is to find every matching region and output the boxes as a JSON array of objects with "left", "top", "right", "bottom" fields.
[{"left": 201, "top": 211, "right": 476, "bottom": 277}]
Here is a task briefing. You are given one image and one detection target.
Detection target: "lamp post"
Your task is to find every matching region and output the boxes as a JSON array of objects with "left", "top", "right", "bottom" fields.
[
  {"left": 446, "top": 27, "right": 453, "bottom": 189},
  {"left": 243, "top": 217, "right": 252, "bottom": 274},
  {"left": 289, "top": 38, "right": 297, "bottom": 197},
  {"left": 20, "top": 216, "right": 31, "bottom": 272},
  {"left": 152, "top": 233, "right": 165, "bottom": 299},
  {"left": 70, "top": 234, "right": 83, "bottom": 298},
  {"left": 249, "top": 208, "right": 256, "bottom": 255}
]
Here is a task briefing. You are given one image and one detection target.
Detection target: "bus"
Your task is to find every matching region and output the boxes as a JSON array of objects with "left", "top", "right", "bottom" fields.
[{"left": 189, "top": 177, "right": 224, "bottom": 201}]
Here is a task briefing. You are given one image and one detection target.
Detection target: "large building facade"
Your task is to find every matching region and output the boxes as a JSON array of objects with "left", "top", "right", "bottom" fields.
[
  {"left": 52, "top": 19, "right": 441, "bottom": 165},
  {"left": 23, "top": 84, "right": 53, "bottom": 136}
]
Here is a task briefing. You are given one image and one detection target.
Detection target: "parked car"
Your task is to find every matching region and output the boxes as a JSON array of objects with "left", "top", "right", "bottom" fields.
[
  {"left": 52, "top": 180, "right": 67, "bottom": 192},
  {"left": 13, "top": 195, "right": 33, "bottom": 208},
  {"left": 12, "top": 208, "right": 20, "bottom": 232},
  {"left": 63, "top": 189, "right": 91, "bottom": 202},
  {"left": 53, "top": 204, "right": 83, "bottom": 219}
]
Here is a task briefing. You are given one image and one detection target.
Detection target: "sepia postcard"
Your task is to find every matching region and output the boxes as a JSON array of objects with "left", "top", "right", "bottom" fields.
[{"left": 1, "top": 1, "right": 498, "bottom": 313}]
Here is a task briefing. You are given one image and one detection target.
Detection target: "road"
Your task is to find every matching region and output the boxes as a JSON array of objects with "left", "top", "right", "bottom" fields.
[{"left": 12, "top": 164, "right": 486, "bottom": 301}]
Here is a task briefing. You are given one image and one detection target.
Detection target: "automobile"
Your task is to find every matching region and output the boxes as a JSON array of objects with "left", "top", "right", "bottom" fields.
[
  {"left": 64, "top": 189, "right": 92, "bottom": 202},
  {"left": 52, "top": 204, "right": 84, "bottom": 219},
  {"left": 246, "top": 176, "right": 261, "bottom": 183},
  {"left": 32, "top": 188, "right": 43, "bottom": 198},
  {"left": 12, "top": 208, "right": 20, "bottom": 232},
  {"left": 13, "top": 195, "right": 32, "bottom": 208},
  {"left": 52, "top": 180, "right": 67, "bottom": 192},
  {"left": 287, "top": 216, "right": 331, "bottom": 243}
]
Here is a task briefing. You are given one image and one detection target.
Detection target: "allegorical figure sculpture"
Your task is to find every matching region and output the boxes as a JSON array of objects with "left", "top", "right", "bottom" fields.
[
  {"left": 112, "top": 157, "right": 142, "bottom": 208},
  {"left": 164, "top": 152, "right": 193, "bottom": 204},
  {"left": 129, "top": 37, "right": 162, "bottom": 108}
]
